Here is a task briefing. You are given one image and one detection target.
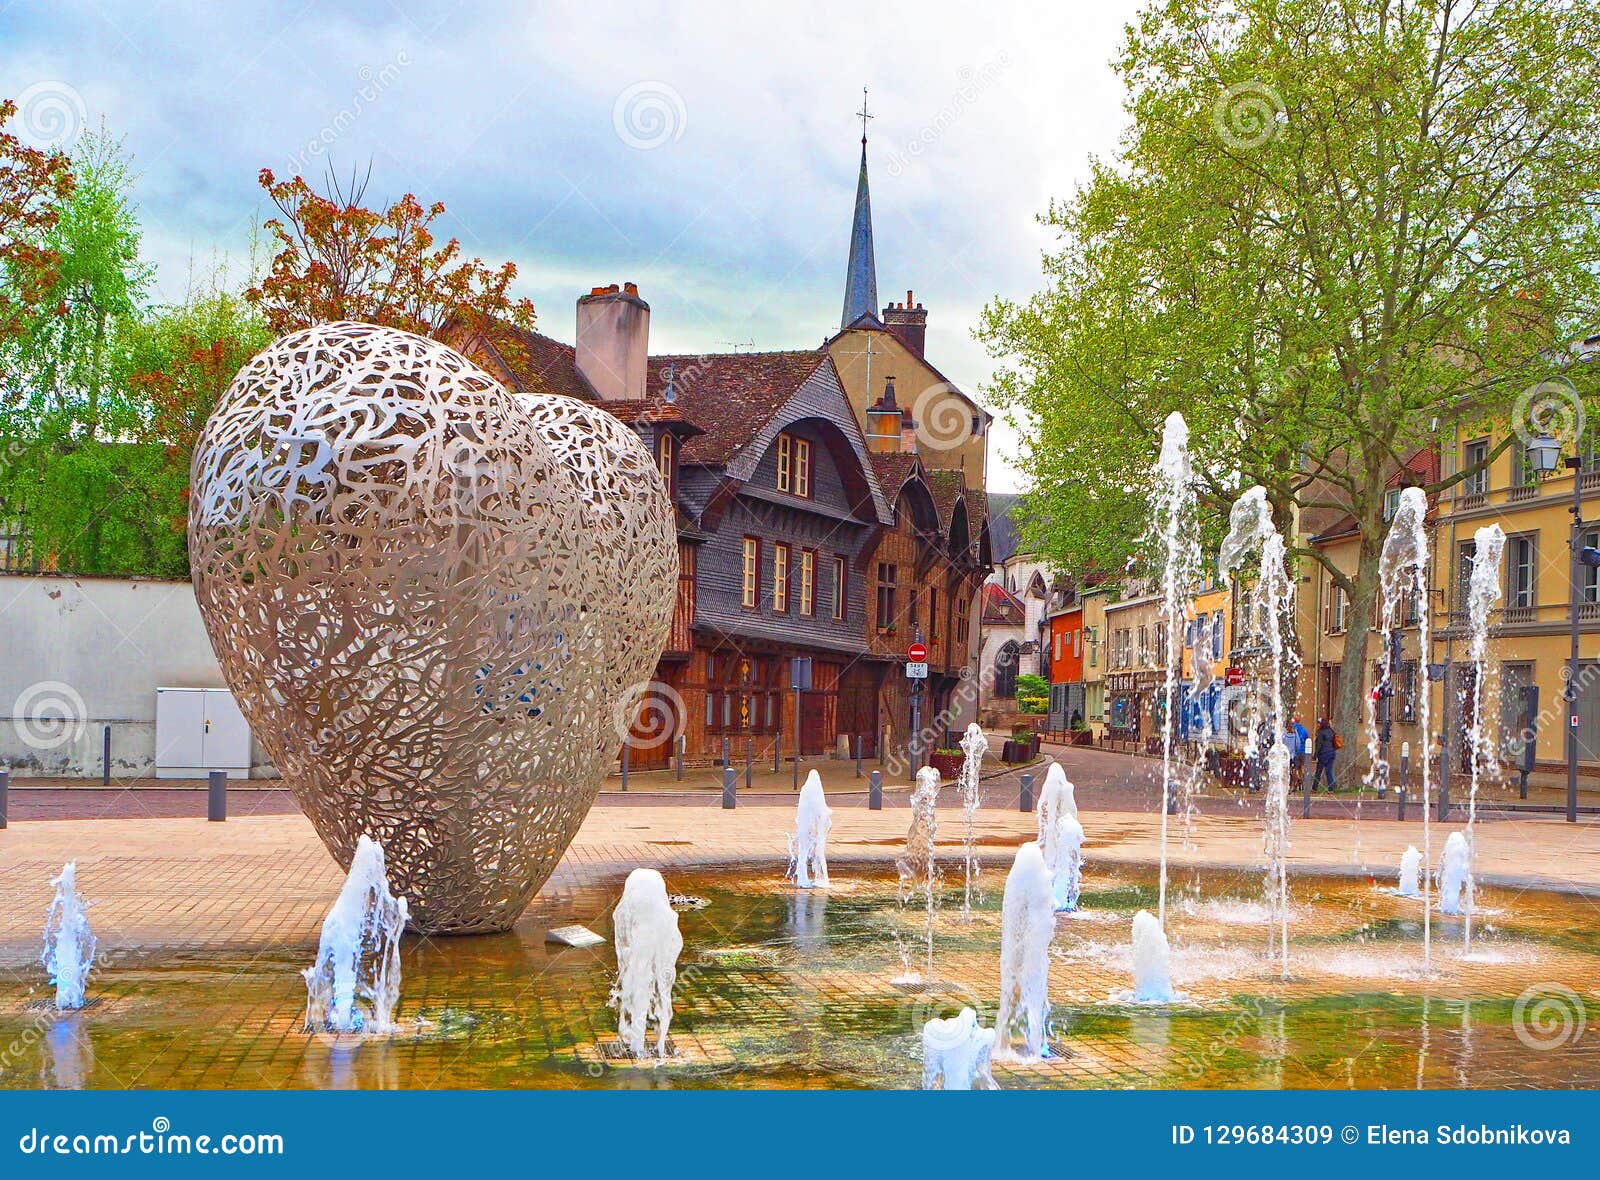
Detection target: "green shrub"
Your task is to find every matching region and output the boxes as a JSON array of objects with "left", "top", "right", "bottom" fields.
[{"left": 1015, "top": 673, "right": 1049, "bottom": 699}]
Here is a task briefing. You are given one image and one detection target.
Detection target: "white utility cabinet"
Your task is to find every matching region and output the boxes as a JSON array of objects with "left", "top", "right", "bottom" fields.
[{"left": 155, "top": 687, "right": 252, "bottom": 779}]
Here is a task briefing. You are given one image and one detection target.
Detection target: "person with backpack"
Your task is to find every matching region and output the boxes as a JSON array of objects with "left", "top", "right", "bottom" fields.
[{"left": 1312, "top": 717, "right": 1340, "bottom": 791}]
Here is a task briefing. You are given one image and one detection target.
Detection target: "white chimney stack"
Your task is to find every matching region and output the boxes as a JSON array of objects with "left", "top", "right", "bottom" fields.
[{"left": 575, "top": 282, "right": 650, "bottom": 401}]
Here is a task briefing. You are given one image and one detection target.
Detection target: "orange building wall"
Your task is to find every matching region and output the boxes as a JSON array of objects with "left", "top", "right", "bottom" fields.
[{"left": 1050, "top": 608, "right": 1084, "bottom": 683}]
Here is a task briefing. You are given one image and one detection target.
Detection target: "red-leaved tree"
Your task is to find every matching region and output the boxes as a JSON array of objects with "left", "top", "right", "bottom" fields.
[
  {"left": 246, "top": 167, "right": 536, "bottom": 342},
  {"left": 0, "top": 98, "right": 75, "bottom": 360}
]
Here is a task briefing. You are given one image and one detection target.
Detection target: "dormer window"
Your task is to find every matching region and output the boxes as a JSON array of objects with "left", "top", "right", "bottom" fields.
[
  {"left": 776, "top": 432, "right": 813, "bottom": 498},
  {"left": 657, "top": 431, "right": 676, "bottom": 498}
]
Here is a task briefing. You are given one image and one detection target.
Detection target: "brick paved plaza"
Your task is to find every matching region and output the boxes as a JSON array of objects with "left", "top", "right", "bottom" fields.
[{"left": 5, "top": 753, "right": 1600, "bottom": 1089}]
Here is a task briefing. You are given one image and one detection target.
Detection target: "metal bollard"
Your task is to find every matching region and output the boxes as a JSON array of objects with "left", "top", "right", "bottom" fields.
[
  {"left": 1019, "top": 772, "right": 1034, "bottom": 813},
  {"left": 1397, "top": 787, "right": 1408, "bottom": 822},
  {"left": 746, "top": 737, "right": 753, "bottom": 790},
  {"left": 675, "top": 735, "right": 684, "bottom": 781},
  {"left": 620, "top": 741, "right": 630, "bottom": 792},
  {"left": 854, "top": 735, "right": 863, "bottom": 779},
  {"left": 102, "top": 725, "right": 111, "bottom": 786},
  {"left": 0, "top": 766, "right": 8, "bottom": 829},
  {"left": 722, "top": 737, "right": 730, "bottom": 768},
  {"left": 207, "top": 770, "right": 227, "bottom": 822},
  {"left": 869, "top": 769, "right": 882, "bottom": 810},
  {"left": 722, "top": 766, "right": 736, "bottom": 809}
]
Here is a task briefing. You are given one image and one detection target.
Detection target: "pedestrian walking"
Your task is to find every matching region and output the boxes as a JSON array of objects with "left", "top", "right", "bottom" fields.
[{"left": 1312, "top": 717, "right": 1338, "bottom": 792}]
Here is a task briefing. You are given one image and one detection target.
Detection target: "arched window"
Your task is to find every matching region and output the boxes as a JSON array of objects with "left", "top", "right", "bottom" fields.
[{"left": 994, "top": 640, "right": 1021, "bottom": 699}]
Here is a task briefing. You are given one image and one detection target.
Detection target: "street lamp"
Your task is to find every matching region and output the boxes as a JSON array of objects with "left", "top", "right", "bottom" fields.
[
  {"left": 1563, "top": 453, "right": 1600, "bottom": 823},
  {"left": 1531, "top": 433, "right": 1563, "bottom": 475}
]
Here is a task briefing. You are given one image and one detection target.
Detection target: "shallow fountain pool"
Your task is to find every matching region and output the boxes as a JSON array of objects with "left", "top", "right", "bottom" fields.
[{"left": 2, "top": 865, "right": 1596, "bottom": 1089}]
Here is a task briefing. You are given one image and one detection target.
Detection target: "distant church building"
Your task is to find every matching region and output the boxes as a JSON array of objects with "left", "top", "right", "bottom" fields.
[{"left": 460, "top": 112, "right": 991, "bottom": 773}]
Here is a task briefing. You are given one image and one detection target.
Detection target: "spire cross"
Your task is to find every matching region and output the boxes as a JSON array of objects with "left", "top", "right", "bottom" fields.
[{"left": 856, "top": 86, "right": 872, "bottom": 145}]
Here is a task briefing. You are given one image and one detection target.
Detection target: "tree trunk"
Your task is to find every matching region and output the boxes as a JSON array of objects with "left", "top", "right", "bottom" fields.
[{"left": 1331, "top": 534, "right": 1384, "bottom": 786}]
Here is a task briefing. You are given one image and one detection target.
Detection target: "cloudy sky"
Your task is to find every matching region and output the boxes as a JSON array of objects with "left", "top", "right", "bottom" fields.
[{"left": 1, "top": 0, "right": 1146, "bottom": 491}]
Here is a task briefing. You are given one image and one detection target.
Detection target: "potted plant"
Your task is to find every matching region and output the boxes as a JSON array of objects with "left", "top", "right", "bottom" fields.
[{"left": 927, "top": 747, "right": 963, "bottom": 779}]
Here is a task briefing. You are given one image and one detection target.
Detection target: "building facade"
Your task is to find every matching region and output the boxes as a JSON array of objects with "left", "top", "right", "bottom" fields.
[{"left": 459, "top": 130, "right": 992, "bottom": 771}]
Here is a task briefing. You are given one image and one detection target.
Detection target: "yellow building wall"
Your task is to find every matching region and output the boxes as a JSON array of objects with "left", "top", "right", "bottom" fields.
[{"left": 827, "top": 326, "right": 988, "bottom": 481}]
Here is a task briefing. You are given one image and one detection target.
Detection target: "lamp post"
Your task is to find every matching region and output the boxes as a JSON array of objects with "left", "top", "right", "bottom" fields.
[{"left": 1556, "top": 439, "right": 1600, "bottom": 824}]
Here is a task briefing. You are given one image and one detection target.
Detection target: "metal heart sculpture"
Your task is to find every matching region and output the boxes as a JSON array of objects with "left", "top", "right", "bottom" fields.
[{"left": 188, "top": 322, "right": 677, "bottom": 933}]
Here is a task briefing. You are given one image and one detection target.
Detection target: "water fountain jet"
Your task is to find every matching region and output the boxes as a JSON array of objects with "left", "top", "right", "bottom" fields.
[
  {"left": 1372, "top": 487, "right": 1436, "bottom": 967},
  {"left": 1129, "top": 909, "right": 1178, "bottom": 1003},
  {"left": 922, "top": 1007, "right": 998, "bottom": 1089},
  {"left": 991, "top": 842, "right": 1055, "bottom": 1061},
  {"left": 1438, "top": 831, "right": 1470, "bottom": 916},
  {"left": 896, "top": 765, "right": 942, "bottom": 980},
  {"left": 1037, "top": 765, "right": 1084, "bottom": 911},
  {"left": 302, "top": 835, "right": 408, "bottom": 1033},
  {"left": 42, "top": 862, "right": 95, "bottom": 1011},
  {"left": 1397, "top": 845, "right": 1422, "bottom": 898},
  {"left": 787, "top": 770, "right": 832, "bottom": 889},
  {"left": 610, "top": 868, "right": 683, "bottom": 1059},
  {"left": 1219, "top": 486, "right": 1299, "bottom": 978},
  {"left": 1461, "top": 525, "right": 1505, "bottom": 948},
  {"left": 958, "top": 723, "right": 988, "bottom": 920},
  {"left": 1154, "top": 413, "right": 1205, "bottom": 921}
]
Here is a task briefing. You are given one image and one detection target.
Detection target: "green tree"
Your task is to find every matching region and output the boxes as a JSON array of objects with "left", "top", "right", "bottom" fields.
[
  {"left": 1, "top": 127, "right": 155, "bottom": 572},
  {"left": 981, "top": 0, "right": 1600, "bottom": 748}
]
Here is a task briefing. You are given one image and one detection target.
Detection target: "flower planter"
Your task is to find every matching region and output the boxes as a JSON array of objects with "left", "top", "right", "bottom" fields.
[{"left": 927, "top": 752, "right": 962, "bottom": 780}]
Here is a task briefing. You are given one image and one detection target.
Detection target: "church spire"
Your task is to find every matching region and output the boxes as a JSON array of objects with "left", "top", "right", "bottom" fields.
[{"left": 841, "top": 87, "right": 878, "bottom": 329}]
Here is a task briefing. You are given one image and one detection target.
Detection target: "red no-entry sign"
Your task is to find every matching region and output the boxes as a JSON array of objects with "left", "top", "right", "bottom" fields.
[{"left": 908, "top": 641, "right": 928, "bottom": 662}]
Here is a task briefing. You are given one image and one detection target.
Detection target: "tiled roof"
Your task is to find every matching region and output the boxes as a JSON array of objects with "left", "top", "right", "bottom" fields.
[
  {"left": 645, "top": 351, "right": 834, "bottom": 466},
  {"left": 981, "top": 580, "right": 1027, "bottom": 626},
  {"left": 867, "top": 452, "right": 919, "bottom": 496},
  {"left": 470, "top": 321, "right": 595, "bottom": 401}
]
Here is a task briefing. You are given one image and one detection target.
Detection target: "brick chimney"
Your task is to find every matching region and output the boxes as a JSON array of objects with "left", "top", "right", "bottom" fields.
[
  {"left": 898, "top": 410, "right": 919, "bottom": 454},
  {"left": 882, "top": 289, "right": 927, "bottom": 358},
  {"left": 576, "top": 282, "right": 649, "bottom": 401}
]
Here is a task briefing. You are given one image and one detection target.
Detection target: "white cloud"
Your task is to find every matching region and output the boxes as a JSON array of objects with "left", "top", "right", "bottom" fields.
[{"left": 1, "top": 0, "right": 1145, "bottom": 491}]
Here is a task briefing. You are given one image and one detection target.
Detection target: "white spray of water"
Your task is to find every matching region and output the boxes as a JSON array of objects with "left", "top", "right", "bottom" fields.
[
  {"left": 1154, "top": 413, "right": 1205, "bottom": 921},
  {"left": 41, "top": 862, "right": 96, "bottom": 1011},
  {"left": 1461, "top": 525, "right": 1504, "bottom": 948},
  {"left": 609, "top": 868, "right": 683, "bottom": 1059},
  {"left": 1130, "top": 909, "right": 1177, "bottom": 1003},
  {"left": 1438, "top": 831, "right": 1471, "bottom": 916},
  {"left": 897, "top": 765, "right": 943, "bottom": 979},
  {"left": 921, "top": 1006, "right": 998, "bottom": 1089},
  {"left": 787, "top": 770, "right": 832, "bottom": 889},
  {"left": 991, "top": 841, "right": 1056, "bottom": 1061},
  {"left": 1218, "top": 485, "right": 1298, "bottom": 978},
  {"left": 958, "top": 723, "right": 988, "bottom": 920},
  {"left": 302, "top": 835, "right": 409, "bottom": 1033},
  {"left": 1398, "top": 845, "right": 1422, "bottom": 898},
  {"left": 1036, "top": 764, "right": 1084, "bottom": 911},
  {"left": 1372, "top": 487, "right": 1435, "bottom": 968}
]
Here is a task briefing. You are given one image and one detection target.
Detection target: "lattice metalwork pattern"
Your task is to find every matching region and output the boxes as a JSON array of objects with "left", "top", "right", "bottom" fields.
[{"left": 189, "top": 322, "right": 676, "bottom": 933}]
